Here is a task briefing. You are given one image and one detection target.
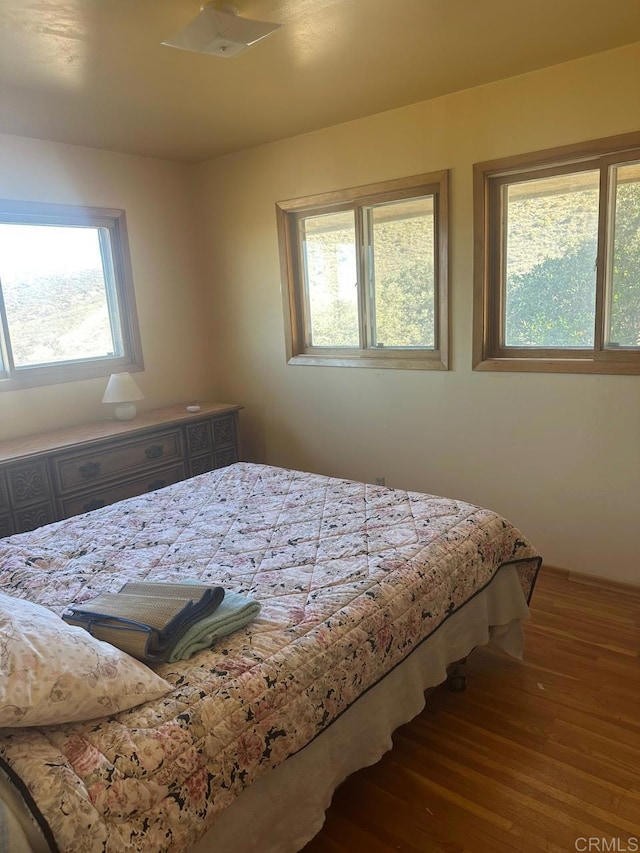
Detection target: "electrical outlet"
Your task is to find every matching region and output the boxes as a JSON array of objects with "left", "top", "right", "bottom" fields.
[{"left": 374, "top": 476, "right": 385, "bottom": 486}]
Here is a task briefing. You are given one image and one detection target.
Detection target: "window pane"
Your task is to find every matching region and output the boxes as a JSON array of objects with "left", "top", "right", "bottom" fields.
[
  {"left": 301, "top": 211, "right": 359, "bottom": 348},
  {"left": 368, "top": 196, "right": 435, "bottom": 348},
  {"left": 0, "top": 223, "right": 122, "bottom": 368},
  {"left": 607, "top": 162, "right": 640, "bottom": 348},
  {"left": 504, "top": 171, "right": 599, "bottom": 348}
]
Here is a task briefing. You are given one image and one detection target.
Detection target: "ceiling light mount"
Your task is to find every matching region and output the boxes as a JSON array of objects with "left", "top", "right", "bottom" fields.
[{"left": 162, "top": 2, "right": 282, "bottom": 58}]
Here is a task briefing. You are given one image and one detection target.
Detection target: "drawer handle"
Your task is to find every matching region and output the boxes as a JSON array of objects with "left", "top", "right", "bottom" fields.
[
  {"left": 145, "top": 444, "right": 165, "bottom": 460},
  {"left": 83, "top": 498, "right": 107, "bottom": 512},
  {"left": 147, "top": 479, "right": 167, "bottom": 491},
  {"left": 79, "top": 462, "right": 102, "bottom": 479}
]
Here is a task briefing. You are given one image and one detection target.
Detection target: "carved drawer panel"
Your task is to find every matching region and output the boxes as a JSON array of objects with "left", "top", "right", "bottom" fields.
[
  {"left": 186, "top": 421, "right": 213, "bottom": 456},
  {"left": 15, "top": 502, "right": 56, "bottom": 534},
  {"left": 191, "top": 442, "right": 237, "bottom": 477},
  {"left": 59, "top": 463, "right": 186, "bottom": 519},
  {"left": 214, "top": 447, "right": 239, "bottom": 469},
  {"left": 52, "top": 429, "right": 183, "bottom": 494},
  {"left": 212, "top": 415, "right": 235, "bottom": 448},
  {"left": 0, "top": 513, "right": 15, "bottom": 537},
  {"left": 6, "top": 460, "right": 52, "bottom": 508},
  {"left": 189, "top": 453, "right": 215, "bottom": 477},
  {"left": 0, "top": 472, "right": 9, "bottom": 513}
]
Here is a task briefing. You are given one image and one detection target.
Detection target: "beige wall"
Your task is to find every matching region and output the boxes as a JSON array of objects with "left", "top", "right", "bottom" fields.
[
  {"left": 0, "top": 134, "right": 217, "bottom": 441},
  {"left": 195, "top": 42, "right": 640, "bottom": 585},
  {"left": 1, "top": 44, "right": 638, "bottom": 584}
]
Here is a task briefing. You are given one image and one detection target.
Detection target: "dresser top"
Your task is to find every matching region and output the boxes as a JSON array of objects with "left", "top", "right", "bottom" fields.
[{"left": 0, "top": 403, "right": 241, "bottom": 464}]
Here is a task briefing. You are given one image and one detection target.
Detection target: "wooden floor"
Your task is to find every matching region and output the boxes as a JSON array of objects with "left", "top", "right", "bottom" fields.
[{"left": 303, "top": 569, "right": 640, "bottom": 853}]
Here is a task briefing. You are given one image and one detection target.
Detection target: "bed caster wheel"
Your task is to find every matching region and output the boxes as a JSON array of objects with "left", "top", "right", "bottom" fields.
[{"left": 446, "top": 671, "right": 467, "bottom": 692}]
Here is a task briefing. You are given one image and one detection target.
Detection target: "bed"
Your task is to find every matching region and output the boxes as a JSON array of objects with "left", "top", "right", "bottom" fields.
[{"left": 0, "top": 461, "right": 541, "bottom": 852}]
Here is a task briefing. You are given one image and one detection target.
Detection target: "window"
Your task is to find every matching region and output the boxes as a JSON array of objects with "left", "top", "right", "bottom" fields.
[
  {"left": 276, "top": 172, "right": 449, "bottom": 370},
  {"left": 473, "top": 132, "right": 640, "bottom": 373},
  {"left": 0, "top": 200, "right": 143, "bottom": 390}
]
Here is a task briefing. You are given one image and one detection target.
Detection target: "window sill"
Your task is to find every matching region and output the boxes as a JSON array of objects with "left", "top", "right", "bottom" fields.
[
  {"left": 288, "top": 352, "right": 448, "bottom": 371},
  {"left": 473, "top": 356, "right": 640, "bottom": 375},
  {"left": 0, "top": 358, "right": 144, "bottom": 392}
]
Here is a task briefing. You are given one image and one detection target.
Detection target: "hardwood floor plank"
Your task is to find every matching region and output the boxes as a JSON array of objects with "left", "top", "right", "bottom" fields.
[
  {"left": 416, "top": 710, "right": 640, "bottom": 806},
  {"left": 302, "top": 570, "right": 640, "bottom": 851},
  {"left": 304, "top": 811, "right": 427, "bottom": 853},
  {"left": 388, "top": 736, "right": 615, "bottom": 842},
  {"left": 394, "top": 730, "right": 640, "bottom": 835},
  {"left": 366, "top": 755, "right": 576, "bottom": 851}
]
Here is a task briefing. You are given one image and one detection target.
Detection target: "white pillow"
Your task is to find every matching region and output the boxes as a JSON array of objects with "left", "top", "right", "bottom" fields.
[{"left": 0, "top": 592, "right": 172, "bottom": 727}]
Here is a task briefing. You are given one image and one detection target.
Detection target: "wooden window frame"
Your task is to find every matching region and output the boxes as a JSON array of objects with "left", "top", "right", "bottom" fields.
[
  {"left": 473, "top": 131, "right": 640, "bottom": 374},
  {"left": 0, "top": 200, "right": 143, "bottom": 391},
  {"left": 276, "top": 172, "right": 449, "bottom": 370}
]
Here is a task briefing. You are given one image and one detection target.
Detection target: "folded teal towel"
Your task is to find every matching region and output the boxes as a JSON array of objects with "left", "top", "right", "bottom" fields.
[{"left": 167, "top": 592, "right": 260, "bottom": 662}]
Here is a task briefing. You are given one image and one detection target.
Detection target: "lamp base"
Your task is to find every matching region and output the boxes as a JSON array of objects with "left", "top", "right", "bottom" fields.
[{"left": 113, "top": 402, "right": 138, "bottom": 421}]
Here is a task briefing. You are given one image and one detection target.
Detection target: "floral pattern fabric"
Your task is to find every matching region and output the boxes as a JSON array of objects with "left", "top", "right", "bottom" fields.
[
  {"left": 0, "top": 593, "right": 172, "bottom": 727},
  {"left": 0, "top": 463, "right": 541, "bottom": 852}
]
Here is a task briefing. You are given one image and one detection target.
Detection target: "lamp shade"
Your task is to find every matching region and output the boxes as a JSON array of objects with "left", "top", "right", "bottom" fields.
[
  {"left": 102, "top": 373, "right": 144, "bottom": 404},
  {"left": 102, "top": 373, "right": 144, "bottom": 421}
]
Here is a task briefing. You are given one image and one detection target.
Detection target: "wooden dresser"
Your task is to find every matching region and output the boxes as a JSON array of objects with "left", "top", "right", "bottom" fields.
[{"left": 0, "top": 403, "right": 241, "bottom": 536}]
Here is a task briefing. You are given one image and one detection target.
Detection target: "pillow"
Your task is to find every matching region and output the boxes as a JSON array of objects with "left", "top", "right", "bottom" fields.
[{"left": 0, "top": 592, "right": 172, "bottom": 727}]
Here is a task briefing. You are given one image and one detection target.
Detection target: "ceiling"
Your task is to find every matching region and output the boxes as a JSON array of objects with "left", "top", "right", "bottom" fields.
[{"left": 0, "top": 0, "right": 639, "bottom": 164}]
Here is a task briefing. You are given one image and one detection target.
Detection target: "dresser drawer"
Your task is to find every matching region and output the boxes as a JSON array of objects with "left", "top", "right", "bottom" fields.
[
  {"left": 5, "top": 460, "right": 52, "bottom": 508},
  {"left": 0, "top": 512, "right": 15, "bottom": 537},
  {"left": 14, "top": 502, "right": 56, "bottom": 534},
  {"left": 0, "top": 403, "right": 241, "bottom": 528},
  {"left": 189, "top": 446, "right": 238, "bottom": 477},
  {"left": 185, "top": 420, "right": 213, "bottom": 456},
  {"left": 214, "top": 446, "right": 239, "bottom": 469},
  {"left": 58, "top": 462, "right": 187, "bottom": 518},
  {"left": 212, "top": 413, "right": 236, "bottom": 448},
  {"left": 189, "top": 453, "right": 215, "bottom": 477},
  {"left": 0, "top": 471, "right": 9, "bottom": 513},
  {"left": 52, "top": 429, "right": 183, "bottom": 494}
]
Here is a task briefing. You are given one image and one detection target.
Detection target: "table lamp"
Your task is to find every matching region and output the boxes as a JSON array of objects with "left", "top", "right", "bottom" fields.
[{"left": 102, "top": 372, "right": 144, "bottom": 421}]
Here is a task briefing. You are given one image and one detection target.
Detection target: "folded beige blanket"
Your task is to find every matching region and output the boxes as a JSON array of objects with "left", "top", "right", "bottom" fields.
[{"left": 63, "top": 581, "right": 225, "bottom": 662}]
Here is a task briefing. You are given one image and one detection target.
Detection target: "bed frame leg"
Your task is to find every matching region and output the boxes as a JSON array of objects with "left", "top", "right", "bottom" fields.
[{"left": 446, "top": 657, "right": 468, "bottom": 692}]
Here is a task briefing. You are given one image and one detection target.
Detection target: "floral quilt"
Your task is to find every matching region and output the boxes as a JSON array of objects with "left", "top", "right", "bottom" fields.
[{"left": 0, "top": 462, "right": 541, "bottom": 852}]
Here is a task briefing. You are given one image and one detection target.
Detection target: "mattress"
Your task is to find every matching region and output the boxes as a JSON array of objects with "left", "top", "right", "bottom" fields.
[{"left": 0, "top": 462, "right": 541, "bottom": 852}]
